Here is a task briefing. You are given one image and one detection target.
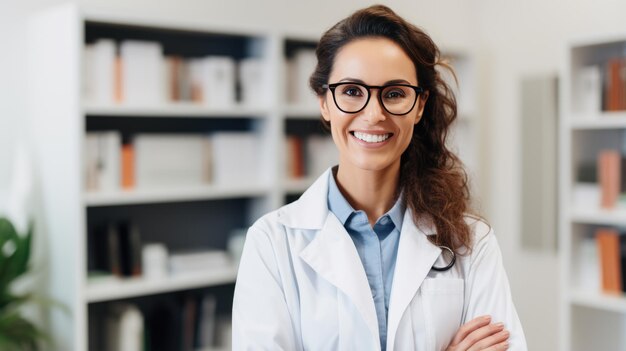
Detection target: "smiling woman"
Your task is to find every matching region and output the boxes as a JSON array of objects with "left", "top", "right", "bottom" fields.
[{"left": 233, "top": 5, "right": 527, "bottom": 351}]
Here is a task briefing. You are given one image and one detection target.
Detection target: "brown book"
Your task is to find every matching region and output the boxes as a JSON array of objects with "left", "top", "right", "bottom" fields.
[
  {"left": 598, "top": 150, "right": 621, "bottom": 208},
  {"left": 596, "top": 228, "right": 622, "bottom": 294},
  {"left": 121, "top": 143, "right": 135, "bottom": 189},
  {"left": 287, "top": 136, "right": 304, "bottom": 179},
  {"left": 114, "top": 55, "right": 124, "bottom": 103},
  {"left": 621, "top": 58, "right": 626, "bottom": 110},
  {"left": 167, "top": 56, "right": 182, "bottom": 101},
  {"left": 605, "top": 59, "right": 619, "bottom": 111}
]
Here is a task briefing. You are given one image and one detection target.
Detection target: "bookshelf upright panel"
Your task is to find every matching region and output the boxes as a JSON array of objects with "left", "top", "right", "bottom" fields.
[{"left": 560, "top": 34, "right": 626, "bottom": 351}]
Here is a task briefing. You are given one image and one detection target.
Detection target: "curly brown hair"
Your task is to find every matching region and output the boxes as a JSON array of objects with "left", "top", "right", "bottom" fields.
[{"left": 309, "top": 4, "right": 477, "bottom": 253}]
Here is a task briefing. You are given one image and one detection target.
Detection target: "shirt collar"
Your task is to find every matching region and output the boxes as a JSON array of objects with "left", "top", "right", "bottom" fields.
[{"left": 327, "top": 167, "right": 405, "bottom": 230}]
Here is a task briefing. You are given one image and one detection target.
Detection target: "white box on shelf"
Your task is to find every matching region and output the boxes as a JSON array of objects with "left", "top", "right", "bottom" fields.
[
  {"left": 239, "top": 58, "right": 268, "bottom": 107},
  {"left": 119, "top": 40, "right": 165, "bottom": 104},
  {"left": 199, "top": 56, "right": 236, "bottom": 108},
  {"left": 576, "top": 65, "right": 602, "bottom": 115},
  {"left": 169, "top": 249, "right": 232, "bottom": 275},
  {"left": 85, "top": 131, "right": 121, "bottom": 192},
  {"left": 307, "top": 135, "right": 338, "bottom": 178},
  {"left": 290, "top": 49, "right": 317, "bottom": 107},
  {"left": 84, "top": 39, "right": 116, "bottom": 104},
  {"left": 572, "top": 182, "right": 601, "bottom": 209},
  {"left": 211, "top": 132, "right": 261, "bottom": 186},
  {"left": 574, "top": 236, "right": 600, "bottom": 292},
  {"left": 134, "top": 134, "right": 211, "bottom": 188}
]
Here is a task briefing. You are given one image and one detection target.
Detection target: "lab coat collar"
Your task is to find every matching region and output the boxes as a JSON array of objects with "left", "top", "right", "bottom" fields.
[
  {"left": 280, "top": 168, "right": 443, "bottom": 350},
  {"left": 277, "top": 168, "right": 333, "bottom": 230}
]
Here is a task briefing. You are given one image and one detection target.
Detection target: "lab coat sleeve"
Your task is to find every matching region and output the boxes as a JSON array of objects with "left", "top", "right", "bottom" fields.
[
  {"left": 462, "top": 228, "right": 528, "bottom": 350},
  {"left": 232, "top": 222, "right": 301, "bottom": 351}
]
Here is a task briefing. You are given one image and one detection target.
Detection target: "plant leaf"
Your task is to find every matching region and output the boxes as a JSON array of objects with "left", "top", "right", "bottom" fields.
[{"left": 0, "top": 312, "right": 45, "bottom": 350}]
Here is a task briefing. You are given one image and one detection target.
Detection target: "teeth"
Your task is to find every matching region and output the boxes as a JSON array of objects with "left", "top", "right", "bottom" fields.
[{"left": 353, "top": 131, "right": 391, "bottom": 143}]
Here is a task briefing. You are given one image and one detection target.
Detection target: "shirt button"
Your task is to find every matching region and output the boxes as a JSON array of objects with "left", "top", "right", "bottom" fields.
[{"left": 380, "top": 217, "right": 390, "bottom": 225}]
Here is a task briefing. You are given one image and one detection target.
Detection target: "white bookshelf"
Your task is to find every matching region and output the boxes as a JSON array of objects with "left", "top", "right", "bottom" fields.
[
  {"left": 27, "top": 5, "right": 285, "bottom": 351},
  {"left": 84, "top": 102, "right": 270, "bottom": 118},
  {"left": 84, "top": 184, "right": 271, "bottom": 207},
  {"left": 28, "top": 5, "right": 481, "bottom": 350},
  {"left": 560, "top": 34, "right": 626, "bottom": 351},
  {"left": 85, "top": 265, "right": 239, "bottom": 303}
]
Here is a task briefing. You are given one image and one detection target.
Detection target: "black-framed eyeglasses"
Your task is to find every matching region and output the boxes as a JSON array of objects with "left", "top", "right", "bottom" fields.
[{"left": 322, "top": 82, "right": 424, "bottom": 116}]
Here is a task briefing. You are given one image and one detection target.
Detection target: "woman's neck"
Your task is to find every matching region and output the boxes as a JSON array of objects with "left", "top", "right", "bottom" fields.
[{"left": 335, "top": 161, "right": 401, "bottom": 226}]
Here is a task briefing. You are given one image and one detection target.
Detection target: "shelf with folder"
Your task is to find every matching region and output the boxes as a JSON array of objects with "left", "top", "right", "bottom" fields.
[
  {"left": 84, "top": 102, "right": 270, "bottom": 118},
  {"left": 569, "top": 289, "right": 626, "bottom": 313},
  {"left": 85, "top": 265, "right": 239, "bottom": 303},
  {"left": 84, "top": 183, "right": 271, "bottom": 207}
]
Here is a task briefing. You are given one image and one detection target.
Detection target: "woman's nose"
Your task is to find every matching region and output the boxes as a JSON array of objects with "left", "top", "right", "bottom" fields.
[{"left": 362, "top": 92, "right": 386, "bottom": 124}]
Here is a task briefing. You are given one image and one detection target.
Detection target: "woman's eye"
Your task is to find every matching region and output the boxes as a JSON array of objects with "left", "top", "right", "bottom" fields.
[
  {"left": 341, "top": 86, "right": 364, "bottom": 97},
  {"left": 385, "top": 90, "right": 406, "bottom": 99}
]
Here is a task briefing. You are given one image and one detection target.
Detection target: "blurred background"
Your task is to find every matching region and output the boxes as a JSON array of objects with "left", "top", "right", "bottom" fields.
[{"left": 2, "top": 0, "right": 626, "bottom": 350}]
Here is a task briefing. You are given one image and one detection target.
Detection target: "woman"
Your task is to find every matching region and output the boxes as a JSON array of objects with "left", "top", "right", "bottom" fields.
[{"left": 233, "top": 5, "right": 526, "bottom": 351}]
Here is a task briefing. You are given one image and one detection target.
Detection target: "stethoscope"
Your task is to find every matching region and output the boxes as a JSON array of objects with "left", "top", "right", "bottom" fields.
[{"left": 431, "top": 245, "right": 456, "bottom": 272}]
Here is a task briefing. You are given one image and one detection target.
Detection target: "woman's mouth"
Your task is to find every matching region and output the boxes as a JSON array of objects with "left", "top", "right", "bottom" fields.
[{"left": 351, "top": 131, "right": 392, "bottom": 143}]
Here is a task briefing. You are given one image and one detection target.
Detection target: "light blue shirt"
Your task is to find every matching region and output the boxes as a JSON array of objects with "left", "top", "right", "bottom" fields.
[{"left": 327, "top": 170, "right": 404, "bottom": 351}]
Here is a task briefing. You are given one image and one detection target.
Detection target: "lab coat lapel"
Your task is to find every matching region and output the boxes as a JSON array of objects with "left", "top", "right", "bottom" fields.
[
  {"left": 299, "top": 213, "right": 380, "bottom": 348},
  {"left": 386, "top": 211, "right": 442, "bottom": 351}
]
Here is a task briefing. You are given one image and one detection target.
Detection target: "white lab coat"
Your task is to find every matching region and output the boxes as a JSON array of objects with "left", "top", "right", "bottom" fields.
[{"left": 232, "top": 169, "right": 527, "bottom": 350}]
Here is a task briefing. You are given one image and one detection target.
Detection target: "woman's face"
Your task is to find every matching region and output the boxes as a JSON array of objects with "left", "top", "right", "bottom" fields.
[{"left": 319, "top": 37, "right": 428, "bottom": 175}]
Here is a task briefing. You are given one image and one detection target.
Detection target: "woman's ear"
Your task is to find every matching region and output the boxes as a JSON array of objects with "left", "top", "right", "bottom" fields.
[
  {"left": 415, "top": 91, "right": 430, "bottom": 124},
  {"left": 319, "top": 95, "right": 331, "bottom": 122}
]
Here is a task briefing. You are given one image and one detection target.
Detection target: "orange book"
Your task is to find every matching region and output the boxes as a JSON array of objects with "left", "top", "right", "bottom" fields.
[
  {"left": 596, "top": 228, "right": 622, "bottom": 294},
  {"left": 598, "top": 150, "right": 621, "bottom": 209},
  {"left": 121, "top": 144, "right": 135, "bottom": 189},
  {"left": 114, "top": 55, "right": 124, "bottom": 103}
]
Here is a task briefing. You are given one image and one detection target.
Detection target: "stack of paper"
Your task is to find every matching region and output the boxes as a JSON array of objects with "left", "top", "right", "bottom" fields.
[
  {"left": 84, "top": 131, "right": 121, "bottom": 191},
  {"left": 119, "top": 40, "right": 165, "bottom": 104},
  {"left": 307, "top": 135, "right": 338, "bottom": 178},
  {"left": 239, "top": 58, "right": 268, "bottom": 107},
  {"left": 211, "top": 132, "right": 261, "bottom": 185},
  {"left": 134, "top": 134, "right": 211, "bottom": 189},
  {"left": 287, "top": 49, "right": 317, "bottom": 107},
  {"left": 169, "top": 249, "right": 231, "bottom": 275},
  {"left": 577, "top": 65, "right": 602, "bottom": 114},
  {"left": 190, "top": 56, "right": 236, "bottom": 108},
  {"left": 84, "top": 39, "right": 116, "bottom": 104}
]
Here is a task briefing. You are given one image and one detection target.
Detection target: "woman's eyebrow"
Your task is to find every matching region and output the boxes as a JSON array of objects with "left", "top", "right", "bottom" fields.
[{"left": 337, "top": 77, "right": 415, "bottom": 85}]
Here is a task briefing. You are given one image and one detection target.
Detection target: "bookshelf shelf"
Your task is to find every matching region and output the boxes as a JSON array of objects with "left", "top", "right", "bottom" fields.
[
  {"left": 569, "top": 206, "right": 626, "bottom": 226},
  {"left": 85, "top": 265, "right": 239, "bottom": 303},
  {"left": 84, "top": 102, "right": 270, "bottom": 118},
  {"left": 569, "top": 290, "right": 626, "bottom": 313},
  {"left": 84, "top": 184, "right": 271, "bottom": 206},
  {"left": 570, "top": 113, "right": 626, "bottom": 130}
]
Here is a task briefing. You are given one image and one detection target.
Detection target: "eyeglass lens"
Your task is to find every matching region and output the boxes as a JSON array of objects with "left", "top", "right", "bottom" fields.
[{"left": 332, "top": 83, "right": 418, "bottom": 115}]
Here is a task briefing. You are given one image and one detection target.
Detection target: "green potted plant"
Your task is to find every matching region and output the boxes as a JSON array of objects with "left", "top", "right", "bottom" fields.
[{"left": 0, "top": 217, "right": 47, "bottom": 350}]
